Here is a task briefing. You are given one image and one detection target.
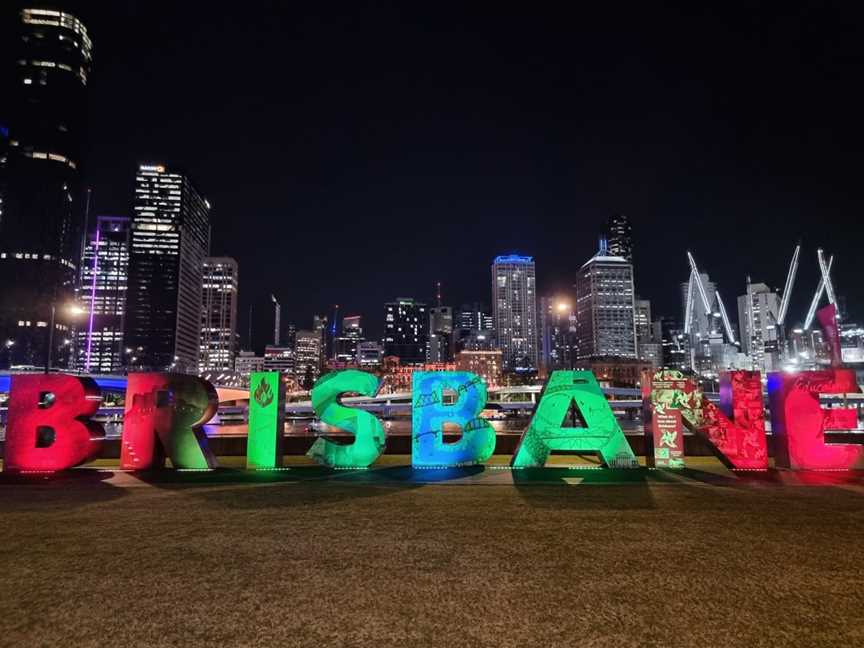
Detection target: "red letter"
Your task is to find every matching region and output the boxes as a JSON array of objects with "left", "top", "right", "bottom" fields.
[
  {"left": 3, "top": 374, "right": 104, "bottom": 472},
  {"left": 768, "top": 370, "right": 863, "bottom": 470},
  {"left": 120, "top": 373, "right": 218, "bottom": 470}
]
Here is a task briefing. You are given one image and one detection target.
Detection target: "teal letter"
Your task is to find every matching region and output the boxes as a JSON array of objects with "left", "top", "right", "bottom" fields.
[
  {"left": 412, "top": 371, "right": 496, "bottom": 467},
  {"left": 511, "top": 370, "right": 638, "bottom": 468},
  {"left": 307, "top": 370, "right": 385, "bottom": 469},
  {"left": 247, "top": 372, "right": 285, "bottom": 469}
]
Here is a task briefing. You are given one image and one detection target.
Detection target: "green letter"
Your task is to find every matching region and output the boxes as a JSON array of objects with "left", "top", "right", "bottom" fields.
[
  {"left": 307, "top": 370, "right": 385, "bottom": 469},
  {"left": 511, "top": 370, "right": 638, "bottom": 468},
  {"left": 247, "top": 372, "right": 285, "bottom": 469}
]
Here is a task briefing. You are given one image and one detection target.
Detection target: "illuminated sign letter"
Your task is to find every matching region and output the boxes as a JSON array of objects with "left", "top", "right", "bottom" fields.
[
  {"left": 511, "top": 370, "right": 638, "bottom": 468},
  {"left": 767, "top": 369, "right": 864, "bottom": 470},
  {"left": 3, "top": 374, "right": 104, "bottom": 472},
  {"left": 411, "top": 371, "right": 496, "bottom": 467},
  {"left": 307, "top": 370, "right": 385, "bottom": 469},
  {"left": 247, "top": 372, "right": 285, "bottom": 469},
  {"left": 120, "top": 373, "right": 219, "bottom": 470},
  {"left": 643, "top": 369, "right": 768, "bottom": 470}
]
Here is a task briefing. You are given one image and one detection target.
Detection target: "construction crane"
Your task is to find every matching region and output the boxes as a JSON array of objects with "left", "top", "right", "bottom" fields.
[
  {"left": 776, "top": 244, "right": 800, "bottom": 327},
  {"left": 804, "top": 254, "right": 834, "bottom": 330},
  {"left": 686, "top": 251, "right": 736, "bottom": 344}
]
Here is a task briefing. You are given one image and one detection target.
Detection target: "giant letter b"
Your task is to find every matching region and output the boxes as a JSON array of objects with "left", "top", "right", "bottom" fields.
[{"left": 4, "top": 374, "right": 105, "bottom": 472}]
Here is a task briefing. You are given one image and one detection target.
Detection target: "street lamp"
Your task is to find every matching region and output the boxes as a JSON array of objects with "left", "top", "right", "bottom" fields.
[{"left": 45, "top": 303, "right": 86, "bottom": 374}]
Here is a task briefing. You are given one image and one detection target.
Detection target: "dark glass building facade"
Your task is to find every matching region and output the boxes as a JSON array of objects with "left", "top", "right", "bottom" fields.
[
  {"left": 384, "top": 298, "right": 428, "bottom": 365},
  {"left": 125, "top": 164, "right": 210, "bottom": 373},
  {"left": 0, "top": 6, "right": 93, "bottom": 369},
  {"left": 606, "top": 213, "right": 633, "bottom": 264}
]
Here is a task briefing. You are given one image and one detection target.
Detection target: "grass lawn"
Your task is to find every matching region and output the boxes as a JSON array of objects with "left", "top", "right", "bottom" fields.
[{"left": 1, "top": 458, "right": 863, "bottom": 647}]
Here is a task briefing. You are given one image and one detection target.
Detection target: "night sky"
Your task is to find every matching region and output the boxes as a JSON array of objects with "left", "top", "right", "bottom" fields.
[{"left": 20, "top": 2, "right": 864, "bottom": 348}]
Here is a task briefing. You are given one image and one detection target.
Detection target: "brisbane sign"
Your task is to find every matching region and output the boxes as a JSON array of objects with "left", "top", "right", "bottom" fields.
[{"left": 1, "top": 368, "right": 863, "bottom": 474}]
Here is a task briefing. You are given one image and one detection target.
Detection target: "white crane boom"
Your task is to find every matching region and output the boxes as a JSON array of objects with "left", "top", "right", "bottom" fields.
[
  {"left": 817, "top": 248, "right": 837, "bottom": 307},
  {"left": 804, "top": 255, "right": 833, "bottom": 330},
  {"left": 687, "top": 251, "right": 713, "bottom": 315},
  {"left": 777, "top": 244, "right": 800, "bottom": 326},
  {"left": 715, "top": 291, "right": 736, "bottom": 343},
  {"left": 684, "top": 270, "right": 695, "bottom": 335}
]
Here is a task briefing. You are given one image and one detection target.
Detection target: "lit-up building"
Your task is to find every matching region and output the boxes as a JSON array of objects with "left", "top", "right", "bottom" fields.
[
  {"left": 356, "top": 340, "right": 384, "bottom": 367},
  {"left": 457, "top": 302, "right": 494, "bottom": 331},
  {"left": 76, "top": 216, "right": 129, "bottom": 373},
  {"left": 428, "top": 306, "right": 453, "bottom": 363},
  {"left": 200, "top": 257, "right": 238, "bottom": 373},
  {"left": 235, "top": 350, "right": 265, "bottom": 377},
  {"left": 125, "top": 164, "right": 210, "bottom": 372},
  {"left": 0, "top": 7, "right": 93, "bottom": 369},
  {"left": 333, "top": 315, "right": 365, "bottom": 363},
  {"left": 736, "top": 281, "right": 781, "bottom": 372},
  {"left": 575, "top": 242, "right": 637, "bottom": 359},
  {"left": 455, "top": 350, "right": 503, "bottom": 388},
  {"left": 384, "top": 298, "right": 428, "bottom": 365},
  {"left": 294, "top": 330, "right": 322, "bottom": 386},
  {"left": 538, "top": 296, "right": 576, "bottom": 372},
  {"left": 263, "top": 345, "right": 294, "bottom": 374},
  {"left": 634, "top": 298, "right": 662, "bottom": 367},
  {"left": 606, "top": 214, "right": 633, "bottom": 263},
  {"left": 492, "top": 255, "right": 538, "bottom": 371}
]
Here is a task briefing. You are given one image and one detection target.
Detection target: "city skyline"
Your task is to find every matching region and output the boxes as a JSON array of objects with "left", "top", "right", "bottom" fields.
[{"left": 2, "top": 3, "right": 859, "bottom": 349}]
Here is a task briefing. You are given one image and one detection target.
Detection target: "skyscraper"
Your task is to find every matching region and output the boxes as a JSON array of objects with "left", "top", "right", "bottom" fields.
[
  {"left": 575, "top": 242, "right": 637, "bottom": 359},
  {"left": 333, "top": 315, "right": 365, "bottom": 363},
  {"left": 737, "top": 281, "right": 781, "bottom": 372},
  {"left": 384, "top": 298, "right": 428, "bottom": 364},
  {"left": 76, "top": 216, "right": 129, "bottom": 373},
  {"left": 538, "top": 296, "right": 576, "bottom": 371},
  {"left": 606, "top": 214, "right": 633, "bottom": 263},
  {"left": 125, "top": 164, "right": 210, "bottom": 372},
  {"left": 492, "top": 255, "right": 538, "bottom": 371},
  {"left": 294, "top": 330, "right": 322, "bottom": 387},
  {"left": 0, "top": 6, "right": 93, "bottom": 369},
  {"left": 428, "top": 306, "right": 453, "bottom": 363},
  {"left": 200, "top": 257, "right": 238, "bottom": 373}
]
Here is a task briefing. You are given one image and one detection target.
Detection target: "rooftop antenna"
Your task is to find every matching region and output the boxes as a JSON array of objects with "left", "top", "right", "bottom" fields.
[{"left": 436, "top": 281, "right": 443, "bottom": 307}]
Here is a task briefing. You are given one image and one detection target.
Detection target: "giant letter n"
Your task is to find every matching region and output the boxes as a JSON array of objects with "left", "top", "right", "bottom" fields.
[
  {"left": 511, "top": 371, "right": 638, "bottom": 468},
  {"left": 120, "top": 373, "right": 219, "bottom": 470},
  {"left": 4, "top": 374, "right": 105, "bottom": 472}
]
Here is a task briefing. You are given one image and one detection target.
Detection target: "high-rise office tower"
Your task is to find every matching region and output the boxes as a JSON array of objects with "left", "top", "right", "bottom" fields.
[
  {"left": 428, "top": 306, "right": 453, "bottom": 363},
  {"left": 76, "top": 216, "right": 129, "bottom": 373},
  {"left": 457, "top": 303, "right": 494, "bottom": 331},
  {"left": 634, "top": 298, "right": 661, "bottom": 365},
  {"left": 575, "top": 242, "right": 637, "bottom": 359},
  {"left": 333, "top": 314, "right": 365, "bottom": 363},
  {"left": 538, "top": 296, "right": 576, "bottom": 371},
  {"left": 492, "top": 255, "right": 538, "bottom": 371},
  {"left": 125, "top": 164, "right": 210, "bottom": 372},
  {"left": 294, "top": 329, "right": 322, "bottom": 386},
  {"left": 737, "top": 281, "right": 781, "bottom": 372},
  {"left": 200, "top": 257, "right": 238, "bottom": 373},
  {"left": 384, "top": 298, "right": 428, "bottom": 364},
  {"left": 0, "top": 6, "right": 93, "bottom": 369},
  {"left": 606, "top": 214, "right": 633, "bottom": 263}
]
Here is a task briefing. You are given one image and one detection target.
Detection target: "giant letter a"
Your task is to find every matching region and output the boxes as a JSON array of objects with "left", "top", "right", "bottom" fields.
[{"left": 511, "top": 371, "right": 638, "bottom": 468}]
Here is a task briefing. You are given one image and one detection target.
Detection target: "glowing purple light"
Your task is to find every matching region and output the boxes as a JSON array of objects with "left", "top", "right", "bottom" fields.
[{"left": 84, "top": 225, "right": 100, "bottom": 372}]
